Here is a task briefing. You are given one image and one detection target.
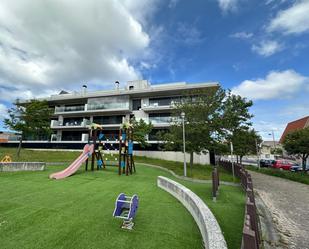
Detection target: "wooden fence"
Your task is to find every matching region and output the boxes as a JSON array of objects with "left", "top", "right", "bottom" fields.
[{"left": 218, "top": 160, "right": 261, "bottom": 249}]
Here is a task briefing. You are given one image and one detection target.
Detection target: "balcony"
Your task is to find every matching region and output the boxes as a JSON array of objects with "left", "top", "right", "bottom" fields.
[
  {"left": 87, "top": 103, "right": 130, "bottom": 113},
  {"left": 54, "top": 103, "right": 130, "bottom": 115},
  {"left": 138, "top": 117, "right": 175, "bottom": 128},
  {"left": 51, "top": 119, "right": 91, "bottom": 128},
  {"left": 142, "top": 101, "right": 177, "bottom": 113},
  {"left": 55, "top": 105, "right": 85, "bottom": 114}
]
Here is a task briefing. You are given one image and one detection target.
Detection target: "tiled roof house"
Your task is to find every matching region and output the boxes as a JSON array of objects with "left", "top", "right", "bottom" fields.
[{"left": 279, "top": 116, "right": 309, "bottom": 143}]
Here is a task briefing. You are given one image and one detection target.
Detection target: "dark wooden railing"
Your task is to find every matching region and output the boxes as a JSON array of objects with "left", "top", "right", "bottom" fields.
[{"left": 218, "top": 160, "right": 261, "bottom": 249}]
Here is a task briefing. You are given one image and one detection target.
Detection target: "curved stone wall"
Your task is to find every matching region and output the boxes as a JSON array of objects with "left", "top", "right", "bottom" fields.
[{"left": 157, "top": 176, "right": 227, "bottom": 249}]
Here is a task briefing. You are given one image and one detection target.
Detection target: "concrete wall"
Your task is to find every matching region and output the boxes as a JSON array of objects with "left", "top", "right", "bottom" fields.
[
  {"left": 157, "top": 176, "right": 227, "bottom": 249},
  {"left": 0, "top": 162, "right": 45, "bottom": 172},
  {"left": 134, "top": 150, "right": 210, "bottom": 165}
]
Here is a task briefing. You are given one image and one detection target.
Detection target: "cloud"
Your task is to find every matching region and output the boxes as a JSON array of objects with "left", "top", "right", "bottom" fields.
[
  {"left": 267, "top": 0, "right": 309, "bottom": 35},
  {"left": 251, "top": 40, "right": 283, "bottom": 57},
  {"left": 232, "top": 70, "right": 308, "bottom": 100},
  {"left": 0, "top": 0, "right": 159, "bottom": 101},
  {"left": 217, "top": 0, "right": 240, "bottom": 13},
  {"left": 176, "top": 22, "right": 204, "bottom": 45},
  {"left": 230, "top": 32, "right": 253, "bottom": 39},
  {"left": 168, "top": 0, "right": 179, "bottom": 9}
]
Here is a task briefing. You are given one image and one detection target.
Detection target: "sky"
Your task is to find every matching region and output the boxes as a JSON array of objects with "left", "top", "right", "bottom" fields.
[{"left": 0, "top": 0, "right": 308, "bottom": 140}]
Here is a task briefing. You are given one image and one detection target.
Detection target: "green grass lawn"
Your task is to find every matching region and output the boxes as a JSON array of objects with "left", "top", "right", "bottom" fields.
[
  {"left": 135, "top": 156, "right": 237, "bottom": 182},
  {"left": 0, "top": 147, "right": 237, "bottom": 182},
  {"left": 245, "top": 165, "right": 309, "bottom": 185},
  {"left": 0, "top": 147, "right": 244, "bottom": 249}
]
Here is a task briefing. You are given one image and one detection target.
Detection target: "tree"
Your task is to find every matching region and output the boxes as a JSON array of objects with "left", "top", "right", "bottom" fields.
[
  {"left": 130, "top": 118, "right": 153, "bottom": 148},
  {"left": 231, "top": 129, "right": 262, "bottom": 164},
  {"left": 283, "top": 127, "right": 309, "bottom": 171},
  {"left": 221, "top": 91, "right": 253, "bottom": 133},
  {"left": 271, "top": 147, "right": 283, "bottom": 156},
  {"left": 159, "top": 87, "right": 254, "bottom": 170},
  {"left": 4, "top": 99, "right": 53, "bottom": 141}
]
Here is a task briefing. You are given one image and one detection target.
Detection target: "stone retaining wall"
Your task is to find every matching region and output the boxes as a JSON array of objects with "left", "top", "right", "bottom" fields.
[
  {"left": 157, "top": 176, "right": 227, "bottom": 249},
  {"left": 0, "top": 162, "right": 46, "bottom": 172}
]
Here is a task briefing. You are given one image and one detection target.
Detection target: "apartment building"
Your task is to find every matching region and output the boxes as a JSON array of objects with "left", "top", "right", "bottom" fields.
[{"left": 44, "top": 80, "right": 218, "bottom": 147}]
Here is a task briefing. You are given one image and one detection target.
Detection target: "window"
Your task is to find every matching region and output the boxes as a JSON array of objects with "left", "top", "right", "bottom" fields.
[
  {"left": 62, "top": 131, "right": 83, "bottom": 141},
  {"left": 129, "top": 86, "right": 134, "bottom": 90},
  {"left": 93, "top": 115, "right": 124, "bottom": 125},
  {"left": 87, "top": 96, "right": 129, "bottom": 110},
  {"left": 132, "top": 99, "right": 141, "bottom": 110},
  {"left": 63, "top": 117, "right": 83, "bottom": 126},
  {"left": 149, "top": 96, "right": 181, "bottom": 107},
  {"left": 149, "top": 113, "right": 171, "bottom": 123}
]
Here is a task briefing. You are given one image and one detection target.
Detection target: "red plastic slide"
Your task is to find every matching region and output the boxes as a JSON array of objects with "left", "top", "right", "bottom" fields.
[{"left": 49, "top": 144, "right": 94, "bottom": 180}]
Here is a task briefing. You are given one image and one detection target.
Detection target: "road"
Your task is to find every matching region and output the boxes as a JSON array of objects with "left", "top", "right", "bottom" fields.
[{"left": 249, "top": 171, "right": 309, "bottom": 249}]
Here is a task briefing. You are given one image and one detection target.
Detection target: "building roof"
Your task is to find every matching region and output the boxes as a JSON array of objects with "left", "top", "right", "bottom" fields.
[
  {"left": 279, "top": 116, "right": 309, "bottom": 143},
  {"left": 262, "top": 141, "right": 280, "bottom": 147}
]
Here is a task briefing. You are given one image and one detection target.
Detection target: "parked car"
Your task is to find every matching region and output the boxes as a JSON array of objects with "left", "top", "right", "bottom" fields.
[
  {"left": 273, "top": 160, "right": 300, "bottom": 171},
  {"left": 290, "top": 163, "right": 303, "bottom": 172},
  {"left": 259, "top": 159, "right": 275, "bottom": 167}
]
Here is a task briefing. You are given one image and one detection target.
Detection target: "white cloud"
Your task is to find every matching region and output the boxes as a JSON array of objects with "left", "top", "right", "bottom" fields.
[
  {"left": 232, "top": 70, "right": 308, "bottom": 100},
  {"left": 217, "top": 0, "right": 240, "bottom": 13},
  {"left": 0, "top": 0, "right": 159, "bottom": 101},
  {"left": 251, "top": 40, "right": 283, "bottom": 57},
  {"left": 168, "top": 0, "right": 179, "bottom": 8},
  {"left": 267, "top": 0, "right": 309, "bottom": 34},
  {"left": 176, "top": 22, "right": 204, "bottom": 45},
  {"left": 230, "top": 32, "right": 253, "bottom": 39}
]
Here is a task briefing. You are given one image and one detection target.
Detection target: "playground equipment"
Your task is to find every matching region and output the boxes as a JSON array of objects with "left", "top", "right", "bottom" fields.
[
  {"left": 85, "top": 122, "right": 136, "bottom": 176},
  {"left": 1, "top": 155, "right": 12, "bottom": 163},
  {"left": 49, "top": 144, "right": 94, "bottom": 179},
  {"left": 113, "top": 193, "right": 139, "bottom": 230},
  {"left": 85, "top": 123, "right": 105, "bottom": 171},
  {"left": 118, "top": 123, "right": 135, "bottom": 176}
]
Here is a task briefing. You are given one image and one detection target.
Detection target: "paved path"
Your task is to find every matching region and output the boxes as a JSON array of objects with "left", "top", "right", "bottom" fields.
[{"left": 249, "top": 171, "right": 309, "bottom": 249}]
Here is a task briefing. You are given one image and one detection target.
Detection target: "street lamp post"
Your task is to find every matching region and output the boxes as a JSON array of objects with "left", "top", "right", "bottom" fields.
[
  {"left": 255, "top": 138, "right": 260, "bottom": 170},
  {"left": 181, "top": 112, "right": 187, "bottom": 177},
  {"left": 271, "top": 130, "right": 276, "bottom": 149}
]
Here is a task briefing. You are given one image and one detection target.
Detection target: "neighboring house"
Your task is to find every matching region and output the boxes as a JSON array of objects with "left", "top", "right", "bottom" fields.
[
  {"left": 21, "top": 80, "right": 218, "bottom": 149},
  {"left": 279, "top": 116, "right": 309, "bottom": 143},
  {"left": 260, "top": 140, "right": 281, "bottom": 159},
  {"left": 279, "top": 116, "right": 309, "bottom": 166},
  {"left": 0, "top": 131, "right": 21, "bottom": 142}
]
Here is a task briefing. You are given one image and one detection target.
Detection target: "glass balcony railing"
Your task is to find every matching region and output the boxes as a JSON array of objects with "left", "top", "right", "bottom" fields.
[
  {"left": 148, "top": 116, "right": 172, "bottom": 124},
  {"left": 87, "top": 103, "right": 129, "bottom": 111},
  {"left": 51, "top": 119, "right": 91, "bottom": 127},
  {"left": 55, "top": 105, "right": 85, "bottom": 113}
]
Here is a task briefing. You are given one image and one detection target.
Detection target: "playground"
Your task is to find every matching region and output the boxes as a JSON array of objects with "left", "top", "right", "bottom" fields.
[{"left": 0, "top": 147, "right": 244, "bottom": 249}]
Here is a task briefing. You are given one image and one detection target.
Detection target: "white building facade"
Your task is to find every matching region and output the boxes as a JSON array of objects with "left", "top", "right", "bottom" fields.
[{"left": 42, "top": 80, "right": 218, "bottom": 147}]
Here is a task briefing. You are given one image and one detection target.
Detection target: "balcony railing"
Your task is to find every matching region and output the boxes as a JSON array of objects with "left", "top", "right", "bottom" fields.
[
  {"left": 148, "top": 117, "right": 172, "bottom": 124},
  {"left": 55, "top": 105, "right": 85, "bottom": 113},
  {"left": 51, "top": 119, "right": 91, "bottom": 128},
  {"left": 87, "top": 103, "right": 129, "bottom": 111},
  {"left": 142, "top": 102, "right": 176, "bottom": 112}
]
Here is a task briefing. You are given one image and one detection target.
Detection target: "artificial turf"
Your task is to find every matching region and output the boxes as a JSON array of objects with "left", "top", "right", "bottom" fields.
[
  {"left": 0, "top": 165, "right": 202, "bottom": 249},
  {"left": 0, "top": 147, "right": 245, "bottom": 249}
]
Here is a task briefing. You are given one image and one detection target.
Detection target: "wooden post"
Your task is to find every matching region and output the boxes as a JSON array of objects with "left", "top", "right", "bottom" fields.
[
  {"left": 243, "top": 226, "right": 258, "bottom": 249},
  {"left": 212, "top": 170, "right": 217, "bottom": 201},
  {"left": 91, "top": 129, "right": 97, "bottom": 171},
  {"left": 118, "top": 129, "right": 122, "bottom": 175}
]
